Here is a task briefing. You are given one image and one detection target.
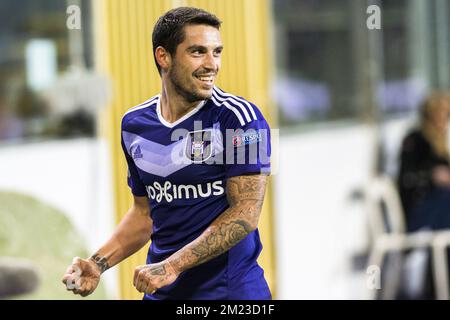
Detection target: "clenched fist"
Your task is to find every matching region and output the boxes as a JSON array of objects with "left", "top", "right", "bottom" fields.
[
  {"left": 133, "top": 260, "right": 179, "bottom": 295},
  {"left": 62, "top": 257, "right": 101, "bottom": 297}
]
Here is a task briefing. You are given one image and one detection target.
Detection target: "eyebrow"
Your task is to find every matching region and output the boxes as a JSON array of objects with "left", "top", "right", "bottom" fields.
[{"left": 186, "top": 45, "right": 224, "bottom": 51}]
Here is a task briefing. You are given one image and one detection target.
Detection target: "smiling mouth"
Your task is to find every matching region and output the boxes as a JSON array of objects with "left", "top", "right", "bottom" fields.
[{"left": 194, "top": 74, "right": 215, "bottom": 86}]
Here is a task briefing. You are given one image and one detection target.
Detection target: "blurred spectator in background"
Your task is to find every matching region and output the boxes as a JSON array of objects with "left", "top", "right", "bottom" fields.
[
  {"left": 0, "top": 85, "right": 24, "bottom": 141},
  {"left": 57, "top": 108, "right": 95, "bottom": 138},
  {"left": 398, "top": 92, "right": 450, "bottom": 232}
]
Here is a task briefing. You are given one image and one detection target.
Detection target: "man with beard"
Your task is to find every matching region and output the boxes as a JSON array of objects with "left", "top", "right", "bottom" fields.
[{"left": 62, "top": 7, "right": 272, "bottom": 300}]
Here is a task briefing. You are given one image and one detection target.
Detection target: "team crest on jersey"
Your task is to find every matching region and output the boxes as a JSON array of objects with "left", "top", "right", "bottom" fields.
[{"left": 185, "top": 129, "right": 213, "bottom": 163}]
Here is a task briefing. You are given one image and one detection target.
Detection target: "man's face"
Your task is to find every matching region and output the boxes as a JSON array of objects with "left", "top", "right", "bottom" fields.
[
  {"left": 167, "top": 24, "right": 223, "bottom": 102},
  {"left": 430, "top": 99, "right": 450, "bottom": 131}
]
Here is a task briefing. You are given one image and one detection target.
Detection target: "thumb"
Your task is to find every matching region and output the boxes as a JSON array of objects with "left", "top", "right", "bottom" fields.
[
  {"left": 71, "top": 257, "right": 86, "bottom": 275},
  {"left": 133, "top": 265, "right": 145, "bottom": 287},
  {"left": 72, "top": 256, "right": 82, "bottom": 266}
]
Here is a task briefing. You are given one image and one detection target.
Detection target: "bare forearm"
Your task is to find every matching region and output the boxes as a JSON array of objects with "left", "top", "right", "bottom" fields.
[
  {"left": 90, "top": 205, "right": 152, "bottom": 273},
  {"left": 167, "top": 175, "right": 267, "bottom": 275}
]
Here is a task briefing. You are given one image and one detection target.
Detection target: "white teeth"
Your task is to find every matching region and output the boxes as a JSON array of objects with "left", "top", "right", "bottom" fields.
[{"left": 197, "top": 75, "right": 213, "bottom": 82}]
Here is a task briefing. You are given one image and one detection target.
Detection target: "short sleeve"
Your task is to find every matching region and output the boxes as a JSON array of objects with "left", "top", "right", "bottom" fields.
[
  {"left": 221, "top": 105, "right": 271, "bottom": 178},
  {"left": 121, "top": 130, "right": 148, "bottom": 197}
]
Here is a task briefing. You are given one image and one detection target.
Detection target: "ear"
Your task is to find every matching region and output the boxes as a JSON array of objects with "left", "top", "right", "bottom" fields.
[{"left": 155, "top": 46, "right": 171, "bottom": 72}]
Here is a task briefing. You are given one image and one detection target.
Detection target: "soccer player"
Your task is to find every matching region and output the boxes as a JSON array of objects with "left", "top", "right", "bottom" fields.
[{"left": 62, "top": 7, "right": 272, "bottom": 300}]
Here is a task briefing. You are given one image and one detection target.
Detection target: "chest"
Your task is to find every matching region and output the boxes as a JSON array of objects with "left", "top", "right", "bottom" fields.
[{"left": 124, "top": 120, "right": 225, "bottom": 186}]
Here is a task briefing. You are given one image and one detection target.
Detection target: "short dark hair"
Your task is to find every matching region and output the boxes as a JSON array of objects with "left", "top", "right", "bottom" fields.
[{"left": 152, "top": 7, "right": 222, "bottom": 75}]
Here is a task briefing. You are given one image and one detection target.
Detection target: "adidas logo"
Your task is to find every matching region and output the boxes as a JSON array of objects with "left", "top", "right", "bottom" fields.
[{"left": 132, "top": 145, "right": 143, "bottom": 159}]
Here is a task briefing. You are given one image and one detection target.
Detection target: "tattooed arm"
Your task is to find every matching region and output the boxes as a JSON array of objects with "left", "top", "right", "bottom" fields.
[
  {"left": 62, "top": 195, "right": 153, "bottom": 296},
  {"left": 133, "top": 174, "right": 267, "bottom": 294},
  {"left": 169, "top": 174, "right": 267, "bottom": 270}
]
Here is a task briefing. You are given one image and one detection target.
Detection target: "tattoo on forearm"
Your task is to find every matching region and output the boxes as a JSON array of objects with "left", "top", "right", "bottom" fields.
[
  {"left": 90, "top": 253, "right": 110, "bottom": 273},
  {"left": 191, "top": 219, "right": 253, "bottom": 264},
  {"left": 226, "top": 175, "right": 267, "bottom": 206},
  {"left": 170, "top": 175, "right": 268, "bottom": 274},
  {"left": 149, "top": 264, "right": 166, "bottom": 276}
]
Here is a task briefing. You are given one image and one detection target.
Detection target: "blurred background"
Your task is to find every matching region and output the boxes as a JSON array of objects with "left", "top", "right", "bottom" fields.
[{"left": 1, "top": 0, "right": 450, "bottom": 299}]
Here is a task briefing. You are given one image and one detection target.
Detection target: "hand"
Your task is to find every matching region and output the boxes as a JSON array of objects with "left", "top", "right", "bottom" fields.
[
  {"left": 133, "top": 260, "right": 179, "bottom": 295},
  {"left": 62, "top": 257, "right": 101, "bottom": 297},
  {"left": 432, "top": 166, "right": 450, "bottom": 187}
]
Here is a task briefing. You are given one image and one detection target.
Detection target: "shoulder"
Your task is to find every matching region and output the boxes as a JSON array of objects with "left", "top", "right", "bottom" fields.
[
  {"left": 404, "top": 129, "right": 426, "bottom": 143},
  {"left": 402, "top": 129, "right": 428, "bottom": 151},
  {"left": 210, "top": 86, "right": 268, "bottom": 128},
  {"left": 121, "top": 94, "right": 160, "bottom": 129}
]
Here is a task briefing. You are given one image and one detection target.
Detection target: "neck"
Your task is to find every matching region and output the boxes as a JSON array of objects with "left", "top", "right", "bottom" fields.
[
  {"left": 423, "top": 122, "right": 447, "bottom": 136},
  {"left": 160, "top": 79, "right": 204, "bottom": 123}
]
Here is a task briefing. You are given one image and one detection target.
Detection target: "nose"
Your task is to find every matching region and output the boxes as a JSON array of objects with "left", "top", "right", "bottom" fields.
[{"left": 202, "top": 51, "right": 219, "bottom": 71}]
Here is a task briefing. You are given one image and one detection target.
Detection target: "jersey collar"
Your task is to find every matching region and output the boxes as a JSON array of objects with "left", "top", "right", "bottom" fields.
[{"left": 156, "top": 96, "right": 207, "bottom": 128}]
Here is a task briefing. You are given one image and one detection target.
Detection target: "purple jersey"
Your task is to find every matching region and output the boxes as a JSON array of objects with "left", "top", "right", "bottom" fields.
[{"left": 121, "top": 86, "right": 271, "bottom": 300}]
